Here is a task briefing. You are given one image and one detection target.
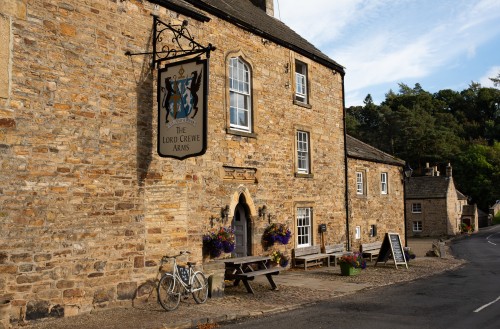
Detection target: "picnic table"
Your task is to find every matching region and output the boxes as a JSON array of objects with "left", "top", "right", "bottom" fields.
[{"left": 222, "top": 255, "right": 282, "bottom": 294}]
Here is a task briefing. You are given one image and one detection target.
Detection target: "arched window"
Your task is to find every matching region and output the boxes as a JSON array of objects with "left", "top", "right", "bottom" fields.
[{"left": 229, "top": 57, "right": 252, "bottom": 132}]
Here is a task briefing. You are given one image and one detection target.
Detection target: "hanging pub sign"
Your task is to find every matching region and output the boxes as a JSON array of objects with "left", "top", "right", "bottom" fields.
[{"left": 157, "top": 58, "right": 208, "bottom": 159}]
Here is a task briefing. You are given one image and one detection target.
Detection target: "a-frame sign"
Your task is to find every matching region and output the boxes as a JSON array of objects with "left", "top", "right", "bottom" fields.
[{"left": 375, "top": 232, "right": 408, "bottom": 269}]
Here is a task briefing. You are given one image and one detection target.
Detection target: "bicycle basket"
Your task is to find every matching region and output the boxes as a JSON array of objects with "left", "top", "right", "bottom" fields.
[{"left": 177, "top": 266, "right": 190, "bottom": 285}]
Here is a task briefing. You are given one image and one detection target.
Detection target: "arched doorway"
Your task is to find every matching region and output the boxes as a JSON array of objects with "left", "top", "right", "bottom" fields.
[{"left": 232, "top": 194, "right": 252, "bottom": 257}]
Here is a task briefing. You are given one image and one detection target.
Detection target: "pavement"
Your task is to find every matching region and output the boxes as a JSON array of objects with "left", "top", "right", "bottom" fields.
[{"left": 14, "top": 238, "right": 452, "bottom": 329}]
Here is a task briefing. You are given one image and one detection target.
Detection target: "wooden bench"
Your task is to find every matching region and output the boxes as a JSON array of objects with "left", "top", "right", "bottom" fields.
[
  {"left": 324, "top": 243, "right": 350, "bottom": 266},
  {"left": 292, "top": 245, "right": 330, "bottom": 270},
  {"left": 226, "top": 267, "right": 282, "bottom": 294},
  {"left": 361, "top": 241, "right": 382, "bottom": 261}
]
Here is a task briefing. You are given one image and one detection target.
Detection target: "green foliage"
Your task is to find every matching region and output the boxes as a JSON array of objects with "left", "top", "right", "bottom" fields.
[
  {"left": 346, "top": 82, "right": 500, "bottom": 211},
  {"left": 494, "top": 213, "right": 500, "bottom": 225}
]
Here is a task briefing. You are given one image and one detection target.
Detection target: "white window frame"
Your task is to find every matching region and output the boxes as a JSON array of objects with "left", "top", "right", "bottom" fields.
[
  {"left": 356, "top": 171, "right": 364, "bottom": 195},
  {"left": 413, "top": 221, "right": 422, "bottom": 232},
  {"left": 297, "top": 130, "right": 310, "bottom": 174},
  {"left": 229, "top": 57, "right": 252, "bottom": 132},
  {"left": 412, "top": 203, "right": 422, "bottom": 213},
  {"left": 297, "top": 207, "right": 312, "bottom": 247},
  {"left": 355, "top": 226, "right": 361, "bottom": 240},
  {"left": 381, "top": 172, "right": 388, "bottom": 194},
  {"left": 295, "top": 61, "right": 308, "bottom": 103}
]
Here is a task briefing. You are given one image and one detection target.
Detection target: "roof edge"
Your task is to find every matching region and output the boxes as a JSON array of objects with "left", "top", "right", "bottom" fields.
[
  {"left": 151, "top": 0, "right": 211, "bottom": 22},
  {"left": 181, "top": 0, "right": 345, "bottom": 75}
]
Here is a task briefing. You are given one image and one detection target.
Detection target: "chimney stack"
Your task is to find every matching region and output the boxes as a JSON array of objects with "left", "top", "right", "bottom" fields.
[
  {"left": 250, "top": 0, "right": 274, "bottom": 16},
  {"left": 446, "top": 163, "right": 452, "bottom": 177},
  {"left": 425, "top": 163, "right": 434, "bottom": 176}
]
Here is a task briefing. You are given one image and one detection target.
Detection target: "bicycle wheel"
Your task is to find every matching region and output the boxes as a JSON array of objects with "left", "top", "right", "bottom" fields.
[
  {"left": 157, "top": 273, "right": 180, "bottom": 311},
  {"left": 191, "top": 271, "right": 208, "bottom": 304}
]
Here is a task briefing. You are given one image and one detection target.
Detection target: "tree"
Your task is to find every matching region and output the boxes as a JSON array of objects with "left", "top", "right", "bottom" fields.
[
  {"left": 345, "top": 82, "right": 498, "bottom": 210},
  {"left": 490, "top": 72, "right": 500, "bottom": 87}
]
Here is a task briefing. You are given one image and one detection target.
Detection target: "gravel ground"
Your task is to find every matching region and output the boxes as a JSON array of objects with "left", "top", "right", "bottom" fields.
[{"left": 16, "top": 255, "right": 466, "bottom": 329}]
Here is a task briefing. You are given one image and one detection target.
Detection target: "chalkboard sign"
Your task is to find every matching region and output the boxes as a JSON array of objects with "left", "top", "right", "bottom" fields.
[
  {"left": 375, "top": 233, "right": 408, "bottom": 269},
  {"left": 319, "top": 224, "right": 327, "bottom": 233}
]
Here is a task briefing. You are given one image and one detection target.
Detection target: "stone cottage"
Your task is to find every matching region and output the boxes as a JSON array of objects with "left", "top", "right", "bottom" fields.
[
  {"left": 0, "top": 0, "right": 350, "bottom": 319},
  {"left": 405, "top": 163, "right": 471, "bottom": 237},
  {"left": 346, "top": 135, "right": 406, "bottom": 251}
]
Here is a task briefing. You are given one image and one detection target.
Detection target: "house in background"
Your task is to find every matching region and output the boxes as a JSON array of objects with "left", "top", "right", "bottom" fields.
[
  {"left": 405, "top": 163, "right": 473, "bottom": 237},
  {"left": 346, "top": 135, "right": 406, "bottom": 251}
]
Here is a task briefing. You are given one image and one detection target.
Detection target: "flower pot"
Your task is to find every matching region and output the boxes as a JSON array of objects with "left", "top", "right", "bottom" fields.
[{"left": 340, "top": 263, "right": 361, "bottom": 276}]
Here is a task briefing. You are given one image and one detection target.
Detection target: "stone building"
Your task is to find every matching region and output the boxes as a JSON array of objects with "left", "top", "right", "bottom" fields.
[
  {"left": 405, "top": 163, "right": 470, "bottom": 237},
  {"left": 0, "top": 0, "right": 348, "bottom": 319},
  {"left": 346, "top": 135, "right": 406, "bottom": 251}
]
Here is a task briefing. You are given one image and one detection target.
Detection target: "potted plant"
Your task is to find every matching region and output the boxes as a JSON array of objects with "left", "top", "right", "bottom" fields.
[
  {"left": 263, "top": 223, "right": 292, "bottom": 246},
  {"left": 270, "top": 250, "right": 289, "bottom": 268},
  {"left": 203, "top": 226, "right": 235, "bottom": 258},
  {"left": 460, "top": 223, "right": 474, "bottom": 234},
  {"left": 404, "top": 247, "right": 416, "bottom": 262},
  {"left": 338, "top": 252, "right": 366, "bottom": 276}
]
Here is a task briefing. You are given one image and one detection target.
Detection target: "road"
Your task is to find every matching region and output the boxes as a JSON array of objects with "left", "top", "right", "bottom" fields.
[{"left": 220, "top": 225, "right": 500, "bottom": 329}]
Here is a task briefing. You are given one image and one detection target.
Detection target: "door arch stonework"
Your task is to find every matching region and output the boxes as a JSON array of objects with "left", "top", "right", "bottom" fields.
[{"left": 228, "top": 186, "right": 258, "bottom": 256}]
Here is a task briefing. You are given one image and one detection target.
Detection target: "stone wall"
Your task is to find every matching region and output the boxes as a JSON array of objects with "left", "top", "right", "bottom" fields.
[
  {"left": 406, "top": 198, "right": 448, "bottom": 237},
  {"left": 347, "top": 158, "right": 405, "bottom": 251},
  {"left": 0, "top": 0, "right": 346, "bottom": 320}
]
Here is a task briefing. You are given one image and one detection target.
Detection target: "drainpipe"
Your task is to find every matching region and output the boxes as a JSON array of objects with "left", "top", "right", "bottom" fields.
[{"left": 341, "top": 73, "right": 350, "bottom": 251}]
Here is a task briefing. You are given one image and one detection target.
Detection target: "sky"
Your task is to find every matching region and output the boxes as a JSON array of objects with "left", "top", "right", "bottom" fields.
[{"left": 273, "top": 0, "right": 500, "bottom": 107}]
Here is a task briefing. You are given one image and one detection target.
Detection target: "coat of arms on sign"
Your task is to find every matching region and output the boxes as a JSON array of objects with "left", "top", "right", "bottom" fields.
[{"left": 161, "top": 65, "right": 202, "bottom": 124}]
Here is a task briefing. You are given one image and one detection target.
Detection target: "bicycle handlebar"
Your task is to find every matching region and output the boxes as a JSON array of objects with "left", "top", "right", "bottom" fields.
[{"left": 161, "top": 250, "right": 190, "bottom": 262}]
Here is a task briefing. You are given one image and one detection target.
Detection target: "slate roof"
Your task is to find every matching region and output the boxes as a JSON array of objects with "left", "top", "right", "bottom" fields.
[
  {"left": 405, "top": 176, "right": 452, "bottom": 199},
  {"left": 157, "top": 0, "right": 344, "bottom": 73},
  {"left": 346, "top": 135, "right": 405, "bottom": 166}
]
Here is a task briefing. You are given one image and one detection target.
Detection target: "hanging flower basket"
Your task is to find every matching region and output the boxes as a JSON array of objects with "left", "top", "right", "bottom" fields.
[
  {"left": 263, "top": 223, "right": 292, "bottom": 246},
  {"left": 203, "top": 227, "right": 235, "bottom": 258}
]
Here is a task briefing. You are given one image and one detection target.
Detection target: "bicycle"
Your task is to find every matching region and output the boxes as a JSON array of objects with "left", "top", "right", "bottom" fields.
[{"left": 157, "top": 251, "right": 209, "bottom": 311}]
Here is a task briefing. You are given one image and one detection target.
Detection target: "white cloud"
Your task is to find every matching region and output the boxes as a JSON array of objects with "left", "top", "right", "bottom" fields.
[
  {"left": 479, "top": 66, "right": 500, "bottom": 88},
  {"left": 274, "top": 0, "right": 500, "bottom": 106}
]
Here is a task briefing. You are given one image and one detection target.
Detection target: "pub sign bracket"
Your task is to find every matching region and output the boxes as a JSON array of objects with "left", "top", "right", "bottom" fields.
[{"left": 125, "top": 15, "right": 215, "bottom": 69}]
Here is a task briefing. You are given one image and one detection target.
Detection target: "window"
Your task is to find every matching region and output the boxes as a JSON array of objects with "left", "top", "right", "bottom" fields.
[
  {"left": 297, "top": 207, "right": 312, "bottom": 247},
  {"left": 413, "top": 221, "right": 422, "bottom": 232},
  {"left": 356, "top": 171, "right": 364, "bottom": 195},
  {"left": 295, "top": 60, "right": 308, "bottom": 103},
  {"left": 297, "top": 131, "right": 310, "bottom": 174},
  {"left": 370, "top": 225, "right": 377, "bottom": 237},
  {"left": 412, "top": 203, "right": 422, "bottom": 213},
  {"left": 355, "top": 226, "right": 361, "bottom": 240},
  {"left": 229, "top": 57, "right": 251, "bottom": 132},
  {"left": 381, "top": 172, "right": 388, "bottom": 194}
]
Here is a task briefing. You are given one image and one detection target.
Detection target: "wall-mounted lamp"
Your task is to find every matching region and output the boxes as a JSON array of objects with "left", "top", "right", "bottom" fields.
[
  {"left": 210, "top": 205, "right": 230, "bottom": 228},
  {"left": 221, "top": 205, "right": 229, "bottom": 224},
  {"left": 403, "top": 163, "right": 413, "bottom": 180},
  {"left": 258, "top": 205, "right": 267, "bottom": 219}
]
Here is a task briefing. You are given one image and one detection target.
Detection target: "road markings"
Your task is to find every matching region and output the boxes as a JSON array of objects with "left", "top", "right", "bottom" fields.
[
  {"left": 488, "top": 241, "right": 497, "bottom": 246},
  {"left": 474, "top": 296, "right": 500, "bottom": 313}
]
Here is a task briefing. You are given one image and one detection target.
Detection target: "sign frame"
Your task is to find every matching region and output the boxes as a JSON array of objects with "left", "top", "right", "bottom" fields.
[
  {"left": 375, "top": 232, "right": 408, "bottom": 269},
  {"left": 157, "top": 57, "right": 208, "bottom": 160}
]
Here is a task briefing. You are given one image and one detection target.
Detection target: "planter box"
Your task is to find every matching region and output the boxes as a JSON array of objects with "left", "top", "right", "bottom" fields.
[{"left": 340, "top": 263, "right": 361, "bottom": 276}]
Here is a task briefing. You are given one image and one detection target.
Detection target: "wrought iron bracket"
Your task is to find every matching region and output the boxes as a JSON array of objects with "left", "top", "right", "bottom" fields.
[{"left": 125, "top": 15, "right": 215, "bottom": 69}]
